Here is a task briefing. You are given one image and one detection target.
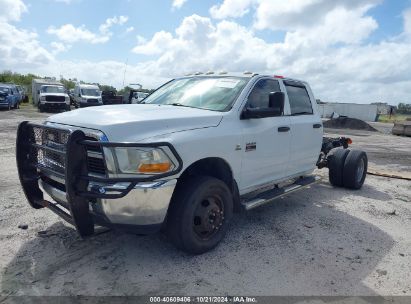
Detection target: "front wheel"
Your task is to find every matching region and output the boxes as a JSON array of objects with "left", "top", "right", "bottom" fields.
[{"left": 167, "top": 176, "right": 233, "bottom": 254}]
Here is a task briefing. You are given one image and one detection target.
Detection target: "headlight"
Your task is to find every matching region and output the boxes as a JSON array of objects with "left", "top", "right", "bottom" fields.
[
  {"left": 40, "top": 96, "right": 46, "bottom": 101},
  {"left": 65, "top": 96, "right": 69, "bottom": 101},
  {"left": 111, "top": 147, "right": 176, "bottom": 175}
]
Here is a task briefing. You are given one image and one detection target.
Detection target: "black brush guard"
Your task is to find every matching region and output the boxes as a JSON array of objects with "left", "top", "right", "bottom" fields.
[{"left": 16, "top": 121, "right": 183, "bottom": 236}]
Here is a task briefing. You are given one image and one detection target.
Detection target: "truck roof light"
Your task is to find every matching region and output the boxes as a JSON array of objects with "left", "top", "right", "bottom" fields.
[
  {"left": 205, "top": 71, "right": 214, "bottom": 75},
  {"left": 244, "top": 71, "right": 253, "bottom": 75},
  {"left": 194, "top": 72, "right": 203, "bottom": 75},
  {"left": 219, "top": 71, "right": 228, "bottom": 75},
  {"left": 274, "top": 75, "right": 285, "bottom": 78}
]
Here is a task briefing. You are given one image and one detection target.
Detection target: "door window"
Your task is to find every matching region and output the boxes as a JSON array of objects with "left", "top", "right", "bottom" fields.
[
  {"left": 247, "top": 79, "right": 280, "bottom": 109},
  {"left": 285, "top": 83, "right": 313, "bottom": 115}
]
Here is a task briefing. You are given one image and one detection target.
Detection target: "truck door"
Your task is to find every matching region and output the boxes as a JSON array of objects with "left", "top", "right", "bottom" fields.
[
  {"left": 239, "top": 78, "right": 292, "bottom": 192},
  {"left": 284, "top": 80, "right": 323, "bottom": 176}
]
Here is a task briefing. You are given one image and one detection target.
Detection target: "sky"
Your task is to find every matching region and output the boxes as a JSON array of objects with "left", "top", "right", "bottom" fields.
[{"left": 1, "top": 0, "right": 411, "bottom": 105}]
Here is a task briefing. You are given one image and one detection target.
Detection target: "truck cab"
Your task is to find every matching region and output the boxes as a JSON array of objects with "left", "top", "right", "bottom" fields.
[
  {"left": 38, "top": 84, "right": 70, "bottom": 112},
  {"left": 16, "top": 73, "right": 367, "bottom": 254},
  {"left": 74, "top": 84, "right": 103, "bottom": 108}
]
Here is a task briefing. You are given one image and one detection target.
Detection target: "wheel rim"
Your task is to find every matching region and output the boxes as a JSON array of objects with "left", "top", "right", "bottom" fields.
[
  {"left": 193, "top": 195, "right": 224, "bottom": 240},
  {"left": 356, "top": 158, "right": 365, "bottom": 183}
]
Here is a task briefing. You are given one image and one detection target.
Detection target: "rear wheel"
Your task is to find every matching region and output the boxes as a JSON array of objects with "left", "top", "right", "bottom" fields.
[
  {"left": 328, "top": 148, "right": 350, "bottom": 187},
  {"left": 343, "top": 150, "right": 368, "bottom": 189},
  {"left": 167, "top": 176, "right": 233, "bottom": 254}
]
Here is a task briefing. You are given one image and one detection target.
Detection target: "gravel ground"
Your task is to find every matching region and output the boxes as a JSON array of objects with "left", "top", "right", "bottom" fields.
[{"left": 0, "top": 105, "right": 410, "bottom": 296}]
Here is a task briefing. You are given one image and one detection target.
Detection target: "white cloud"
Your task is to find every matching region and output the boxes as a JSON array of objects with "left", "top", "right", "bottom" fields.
[
  {"left": 47, "top": 24, "right": 110, "bottom": 44},
  {"left": 125, "top": 26, "right": 134, "bottom": 33},
  {"left": 0, "top": 0, "right": 27, "bottom": 22},
  {"left": 172, "top": 0, "right": 187, "bottom": 9},
  {"left": 50, "top": 41, "right": 71, "bottom": 55},
  {"left": 0, "top": 22, "right": 53, "bottom": 68},
  {"left": 210, "top": 0, "right": 254, "bottom": 19},
  {"left": 99, "top": 15, "right": 128, "bottom": 34},
  {"left": 129, "top": 10, "right": 411, "bottom": 104},
  {"left": 48, "top": 15, "right": 128, "bottom": 44}
]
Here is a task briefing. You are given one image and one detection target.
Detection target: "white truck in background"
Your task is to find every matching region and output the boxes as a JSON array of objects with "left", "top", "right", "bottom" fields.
[
  {"left": 32, "top": 79, "right": 70, "bottom": 112},
  {"left": 73, "top": 83, "right": 103, "bottom": 108},
  {"left": 17, "top": 73, "right": 368, "bottom": 254}
]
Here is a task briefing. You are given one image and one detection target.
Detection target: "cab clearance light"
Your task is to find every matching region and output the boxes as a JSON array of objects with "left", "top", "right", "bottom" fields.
[
  {"left": 274, "top": 75, "right": 285, "bottom": 78},
  {"left": 348, "top": 138, "right": 353, "bottom": 144},
  {"left": 138, "top": 162, "right": 172, "bottom": 173}
]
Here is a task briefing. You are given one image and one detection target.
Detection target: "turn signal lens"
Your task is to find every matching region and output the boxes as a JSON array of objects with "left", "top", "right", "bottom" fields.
[{"left": 138, "top": 162, "right": 171, "bottom": 173}]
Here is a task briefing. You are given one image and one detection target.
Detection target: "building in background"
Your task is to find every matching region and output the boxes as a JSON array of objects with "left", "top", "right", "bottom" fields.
[{"left": 317, "top": 102, "right": 378, "bottom": 122}]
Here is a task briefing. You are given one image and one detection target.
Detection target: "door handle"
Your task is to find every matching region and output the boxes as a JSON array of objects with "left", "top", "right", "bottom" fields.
[
  {"left": 278, "top": 126, "right": 290, "bottom": 132},
  {"left": 313, "top": 123, "right": 322, "bottom": 129}
]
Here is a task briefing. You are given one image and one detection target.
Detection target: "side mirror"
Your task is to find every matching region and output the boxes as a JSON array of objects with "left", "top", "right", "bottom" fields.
[
  {"left": 268, "top": 91, "right": 285, "bottom": 116},
  {"left": 241, "top": 91, "right": 285, "bottom": 119}
]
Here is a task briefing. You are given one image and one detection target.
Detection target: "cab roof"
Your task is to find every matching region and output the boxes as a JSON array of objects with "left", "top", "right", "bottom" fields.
[{"left": 180, "top": 72, "right": 305, "bottom": 83}]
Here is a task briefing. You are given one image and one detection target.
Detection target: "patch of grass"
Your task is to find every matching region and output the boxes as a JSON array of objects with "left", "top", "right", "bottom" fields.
[{"left": 378, "top": 114, "right": 411, "bottom": 123}]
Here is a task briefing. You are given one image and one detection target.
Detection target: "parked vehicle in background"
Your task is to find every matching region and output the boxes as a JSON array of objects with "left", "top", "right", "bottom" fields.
[
  {"left": 16, "top": 73, "right": 368, "bottom": 254},
  {"left": 68, "top": 89, "right": 75, "bottom": 106},
  {"left": 131, "top": 91, "right": 149, "bottom": 104},
  {"left": 16, "top": 85, "right": 28, "bottom": 103},
  {"left": 32, "top": 78, "right": 64, "bottom": 107},
  {"left": 37, "top": 85, "right": 70, "bottom": 112},
  {"left": 73, "top": 83, "right": 102, "bottom": 108},
  {"left": 0, "top": 83, "right": 20, "bottom": 110},
  {"left": 102, "top": 90, "right": 123, "bottom": 105}
]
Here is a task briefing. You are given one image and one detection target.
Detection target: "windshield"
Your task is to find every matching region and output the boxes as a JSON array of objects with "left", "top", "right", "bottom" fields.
[
  {"left": 81, "top": 88, "right": 100, "bottom": 96},
  {"left": 0, "top": 87, "right": 10, "bottom": 94},
  {"left": 143, "top": 77, "right": 248, "bottom": 111},
  {"left": 41, "top": 86, "right": 65, "bottom": 93}
]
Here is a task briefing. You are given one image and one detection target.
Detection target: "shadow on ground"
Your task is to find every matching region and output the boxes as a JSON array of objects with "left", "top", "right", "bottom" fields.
[{"left": 1, "top": 182, "right": 394, "bottom": 296}]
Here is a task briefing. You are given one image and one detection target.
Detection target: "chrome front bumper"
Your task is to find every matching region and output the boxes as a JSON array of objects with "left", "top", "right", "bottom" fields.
[{"left": 40, "top": 178, "right": 177, "bottom": 227}]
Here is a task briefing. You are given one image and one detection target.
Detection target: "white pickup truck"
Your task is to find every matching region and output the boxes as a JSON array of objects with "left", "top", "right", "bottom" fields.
[{"left": 16, "top": 73, "right": 367, "bottom": 254}]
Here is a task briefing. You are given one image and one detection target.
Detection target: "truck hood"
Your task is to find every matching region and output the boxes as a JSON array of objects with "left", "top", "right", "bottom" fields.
[{"left": 47, "top": 104, "right": 223, "bottom": 141}]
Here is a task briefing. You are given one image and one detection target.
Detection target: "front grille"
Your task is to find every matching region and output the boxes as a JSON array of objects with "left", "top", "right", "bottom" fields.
[
  {"left": 84, "top": 136, "right": 106, "bottom": 176},
  {"left": 32, "top": 126, "right": 69, "bottom": 175},
  {"left": 30, "top": 126, "right": 107, "bottom": 179},
  {"left": 45, "top": 95, "right": 65, "bottom": 102},
  {"left": 87, "top": 99, "right": 98, "bottom": 103}
]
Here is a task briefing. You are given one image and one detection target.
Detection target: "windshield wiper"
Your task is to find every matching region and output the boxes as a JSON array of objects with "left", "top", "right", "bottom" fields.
[
  {"left": 169, "top": 103, "right": 195, "bottom": 108},
  {"left": 291, "top": 111, "right": 312, "bottom": 116}
]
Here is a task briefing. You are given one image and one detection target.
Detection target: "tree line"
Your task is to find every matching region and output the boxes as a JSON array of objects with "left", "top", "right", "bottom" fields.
[{"left": 0, "top": 70, "right": 152, "bottom": 96}]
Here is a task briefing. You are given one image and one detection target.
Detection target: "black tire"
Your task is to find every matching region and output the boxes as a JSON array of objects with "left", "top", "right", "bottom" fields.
[
  {"left": 65, "top": 105, "right": 71, "bottom": 111},
  {"left": 167, "top": 176, "right": 233, "bottom": 254},
  {"left": 38, "top": 105, "right": 44, "bottom": 112},
  {"left": 343, "top": 150, "right": 368, "bottom": 190},
  {"left": 328, "top": 148, "right": 350, "bottom": 187}
]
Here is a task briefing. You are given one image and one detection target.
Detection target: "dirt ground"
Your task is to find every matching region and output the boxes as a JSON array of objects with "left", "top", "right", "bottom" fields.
[{"left": 0, "top": 105, "right": 410, "bottom": 296}]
